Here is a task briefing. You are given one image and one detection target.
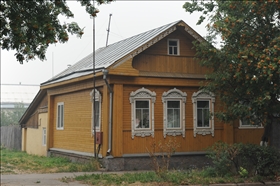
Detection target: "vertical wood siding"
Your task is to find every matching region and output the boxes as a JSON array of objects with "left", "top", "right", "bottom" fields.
[{"left": 121, "top": 85, "right": 225, "bottom": 155}]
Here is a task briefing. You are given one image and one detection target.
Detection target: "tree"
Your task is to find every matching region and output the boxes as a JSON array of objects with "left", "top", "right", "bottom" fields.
[
  {"left": 183, "top": 0, "right": 280, "bottom": 143},
  {"left": 0, "top": 0, "right": 113, "bottom": 64},
  {"left": 0, "top": 102, "right": 27, "bottom": 126}
]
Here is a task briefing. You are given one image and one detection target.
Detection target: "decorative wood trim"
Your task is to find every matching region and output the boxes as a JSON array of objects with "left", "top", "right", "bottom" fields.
[
  {"left": 130, "top": 87, "right": 156, "bottom": 139},
  {"left": 162, "top": 88, "right": 187, "bottom": 138},
  {"left": 192, "top": 90, "right": 215, "bottom": 137}
]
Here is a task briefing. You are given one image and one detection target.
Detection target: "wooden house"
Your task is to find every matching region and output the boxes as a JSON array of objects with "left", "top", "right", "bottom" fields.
[{"left": 19, "top": 20, "right": 264, "bottom": 170}]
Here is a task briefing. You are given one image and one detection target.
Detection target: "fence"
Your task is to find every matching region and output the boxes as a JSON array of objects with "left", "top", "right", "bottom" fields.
[{"left": 0, "top": 125, "right": 22, "bottom": 150}]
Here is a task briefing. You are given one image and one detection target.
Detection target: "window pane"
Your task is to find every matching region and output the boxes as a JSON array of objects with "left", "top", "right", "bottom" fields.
[
  {"left": 94, "top": 101, "right": 100, "bottom": 127},
  {"left": 203, "top": 109, "right": 210, "bottom": 127},
  {"left": 169, "top": 47, "right": 173, "bottom": 54},
  {"left": 197, "top": 100, "right": 210, "bottom": 128},
  {"left": 135, "top": 101, "right": 150, "bottom": 129},
  {"left": 197, "top": 101, "right": 209, "bottom": 108},
  {"left": 60, "top": 105, "right": 64, "bottom": 128},
  {"left": 167, "top": 101, "right": 180, "bottom": 128},
  {"left": 58, "top": 105, "right": 61, "bottom": 128},
  {"left": 169, "top": 40, "right": 177, "bottom": 46},
  {"left": 174, "top": 109, "right": 180, "bottom": 127},
  {"left": 136, "top": 100, "right": 149, "bottom": 108},
  {"left": 167, "top": 101, "right": 180, "bottom": 108},
  {"left": 197, "top": 109, "right": 203, "bottom": 127},
  {"left": 142, "top": 109, "right": 149, "bottom": 128},
  {"left": 174, "top": 47, "right": 178, "bottom": 55}
]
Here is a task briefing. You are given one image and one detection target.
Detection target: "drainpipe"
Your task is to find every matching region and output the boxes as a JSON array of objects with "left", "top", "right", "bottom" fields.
[{"left": 103, "top": 69, "right": 113, "bottom": 155}]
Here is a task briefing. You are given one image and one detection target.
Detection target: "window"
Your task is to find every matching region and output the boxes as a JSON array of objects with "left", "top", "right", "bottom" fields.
[
  {"left": 168, "top": 39, "right": 179, "bottom": 55},
  {"left": 192, "top": 90, "right": 215, "bottom": 137},
  {"left": 56, "top": 102, "right": 64, "bottom": 130},
  {"left": 42, "top": 127, "right": 46, "bottom": 146},
  {"left": 162, "top": 88, "right": 187, "bottom": 138},
  {"left": 90, "top": 89, "right": 102, "bottom": 134},
  {"left": 239, "top": 115, "right": 262, "bottom": 128},
  {"left": 130, "top": 87, "right": 156, "bottom": 139},
  {"left": 197, "top": 101, "right": 210, "bottom": 127}
]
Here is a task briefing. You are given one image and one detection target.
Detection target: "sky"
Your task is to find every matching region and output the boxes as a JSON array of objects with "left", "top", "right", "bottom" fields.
[{"left": 0, "top": 1, "right": 208, "bottom": 85}]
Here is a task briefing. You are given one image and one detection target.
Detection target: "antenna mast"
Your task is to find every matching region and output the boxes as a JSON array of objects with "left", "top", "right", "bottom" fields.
[{"left": 106, "top": 14, "right": 112, "bottom": 47}]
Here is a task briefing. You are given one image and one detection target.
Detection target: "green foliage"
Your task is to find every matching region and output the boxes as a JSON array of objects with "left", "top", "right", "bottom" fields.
[
  {"left": 239, "top": 167, "right": 248, "bottom": 178},
  {"left": 0, "top": 102, "right": 27, "bottom": 126},
  {"left": 183, "top": 0, "right": 280, "bottom": 127},
  {"left": 0, "top": 0, "right": 114, "bottom": 64},
  {"left": 207, "top": 142, "right": 280, "bottom": 177},
  {"left": 239, "top": 143, "right": 280, "bottom": 176}
]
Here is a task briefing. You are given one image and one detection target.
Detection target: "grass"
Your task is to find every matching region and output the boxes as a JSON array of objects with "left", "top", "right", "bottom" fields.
[
  {"left": 75, "top": 169, "right": 275, "bottom": 186},
  {"left": 0, "top": 147, "right": 98, "bottom": 174},
  {"left": 0, "top": 146, "right": 276, "bottom": 185}
]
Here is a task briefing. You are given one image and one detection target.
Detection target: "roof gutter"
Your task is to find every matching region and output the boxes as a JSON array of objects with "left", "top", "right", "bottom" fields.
[{"left": 103, "top": 69, "right": 113, "bottom": 156}]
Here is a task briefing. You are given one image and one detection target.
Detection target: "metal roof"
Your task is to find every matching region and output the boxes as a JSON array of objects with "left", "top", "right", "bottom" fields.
[
  {"left": 1, "top": 84, "right": 40, "bottom": 108},
  {"left": 42, "top": 20, "right": 182, "bottom": 85}
]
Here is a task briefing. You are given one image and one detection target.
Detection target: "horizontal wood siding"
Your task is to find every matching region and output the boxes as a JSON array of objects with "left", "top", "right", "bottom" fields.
[
  {"left": 132, "top": 54, "right": 209, "bottom": 75},
  {"left": 52, "top": 89, "right": 95, "bottom": 153}
]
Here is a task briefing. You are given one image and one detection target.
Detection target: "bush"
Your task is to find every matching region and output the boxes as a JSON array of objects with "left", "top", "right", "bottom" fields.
[{"left": 207, "top": 142, "right": 280, "bottom": 177}]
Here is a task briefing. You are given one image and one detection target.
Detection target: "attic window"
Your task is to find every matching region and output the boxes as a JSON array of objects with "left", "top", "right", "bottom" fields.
[{"left": 168, "top": 39, "right": 179, "bottom": 55}]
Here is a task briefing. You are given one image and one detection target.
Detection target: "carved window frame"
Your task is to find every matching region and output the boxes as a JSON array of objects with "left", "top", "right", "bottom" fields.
[
  {"left": 90, "top": 89, "right": 102, "bottom": 134},
  {"left": 192, "top": 90, "right": 215, "bottom": 137},
  {"left": 162, "top": 88, "right": 187, "bottom": 138},
  {"left": 130, "top": 87, "right": 156, "bottom": 139}
]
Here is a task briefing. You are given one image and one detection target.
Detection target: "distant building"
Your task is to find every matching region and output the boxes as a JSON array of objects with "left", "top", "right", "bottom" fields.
[{"left": 1, "top": 84, "right": 40, "bottom": 111}]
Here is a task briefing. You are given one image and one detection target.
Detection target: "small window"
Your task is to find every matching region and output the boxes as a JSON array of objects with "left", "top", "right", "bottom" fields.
[
  {"left": 192, "top": 90, "right": 215, "bottom": 137},
  {"left": 90, "top": 89, "right": 102, "bottom": 134},
  {"left": 239, "top": 116, "right": 263, "bottom": 129},
  {"left": 130, "top": 87, "right": 156, "bottom": 139},
  {"left": 162, "top": 88, "right": 187, "bottom": 138},
  {"left": 42, "top": 127, "right": 46, "bottom": 146},
  {"left": 168, "top": 39, "right": 179, "bottom": 55},
  {"left": 56, "top": 102, "right": 64, "bottom": 130}
]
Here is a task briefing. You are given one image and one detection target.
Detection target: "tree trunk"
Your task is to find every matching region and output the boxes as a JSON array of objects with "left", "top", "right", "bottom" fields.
[{"left": 270, "top": 120, "right": 280, "bottom": 149}]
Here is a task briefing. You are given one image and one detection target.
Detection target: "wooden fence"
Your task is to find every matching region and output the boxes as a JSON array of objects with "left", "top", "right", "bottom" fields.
[{"left": 0, "top": 125, "right": 21, "bottom": 150}]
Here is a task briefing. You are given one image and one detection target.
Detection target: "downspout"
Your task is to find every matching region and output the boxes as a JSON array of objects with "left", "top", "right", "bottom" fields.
[{"left": 103, "top": 69, "right": 113, "bottom": 155}]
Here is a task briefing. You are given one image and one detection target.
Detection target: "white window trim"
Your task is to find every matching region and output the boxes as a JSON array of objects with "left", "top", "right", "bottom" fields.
[
  {"left": 42, "top": 127, "right": 46, "bottom": 146},
  {"left": 56, "top": 102, "right": 64, "bottom": 130},
  {"left": 130, "top": 87, "right": 156, "bottom": 139},
  {"left": 192, "top": 90, "right": 215, "bottom": 137},
  {"left": 162, "top": 88, "right": 187, "bottom": 138},
  {"left": 167, "top": 39, "right": 180, "bottom": 55},
  {"left": 90, "top": 89, "right": 102, "bottom": 135}
]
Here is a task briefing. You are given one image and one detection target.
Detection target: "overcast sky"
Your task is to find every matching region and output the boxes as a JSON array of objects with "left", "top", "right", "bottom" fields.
[{"left": 0, "top": 1, "right": 208, "bottom": 85}]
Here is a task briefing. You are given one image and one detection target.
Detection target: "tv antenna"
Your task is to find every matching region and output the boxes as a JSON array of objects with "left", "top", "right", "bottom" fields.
[{"left": 106, "top": 14, "right": 112, "bottom": 47}]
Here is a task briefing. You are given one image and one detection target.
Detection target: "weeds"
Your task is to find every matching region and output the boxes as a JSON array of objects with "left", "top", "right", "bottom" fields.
[{"left": 146, "top": 137, "right": 180, "bottom": 176}]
